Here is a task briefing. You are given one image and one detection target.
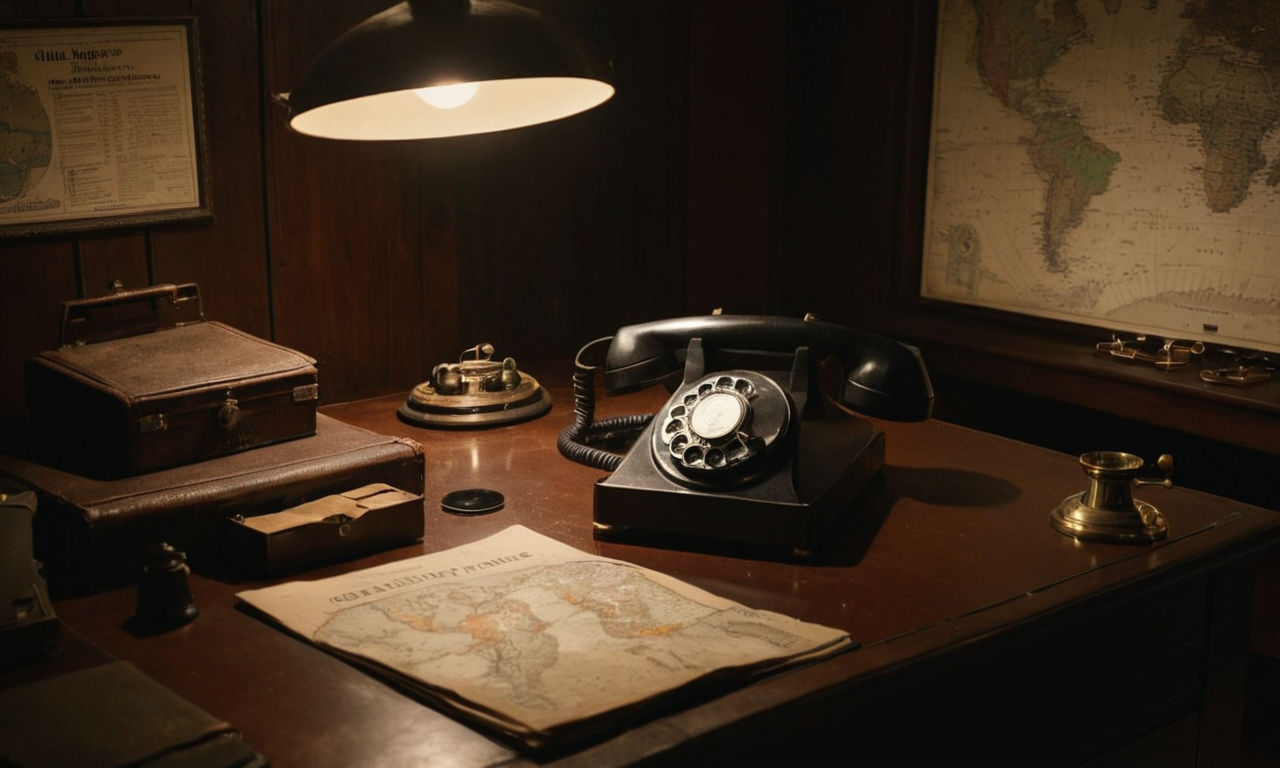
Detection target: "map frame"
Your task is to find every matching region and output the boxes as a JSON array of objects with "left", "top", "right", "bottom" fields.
[{"left": 918, "top": 0, "right": 1280, "bottom": 355}]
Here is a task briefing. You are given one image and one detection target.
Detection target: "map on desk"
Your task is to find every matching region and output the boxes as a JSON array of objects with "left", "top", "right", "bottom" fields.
[
  {"left": 236, "top": 525, "right": 853, "bottom": 751},
  {"left": 922, "top": 0, "right": 1280, "bottom": 352}
]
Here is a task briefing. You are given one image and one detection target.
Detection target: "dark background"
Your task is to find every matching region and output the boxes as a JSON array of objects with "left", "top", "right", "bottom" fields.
[
  {"left": 0, "top": 1, "right": 1274, "bottom": 505},
  {"left": 1, "top": 1, "right": 1277, "bottom": 756}
]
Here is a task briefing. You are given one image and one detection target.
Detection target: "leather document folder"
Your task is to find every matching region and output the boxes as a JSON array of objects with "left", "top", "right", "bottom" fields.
[{"left": 0, "top": 414, "right": 424, "bottom": 595}]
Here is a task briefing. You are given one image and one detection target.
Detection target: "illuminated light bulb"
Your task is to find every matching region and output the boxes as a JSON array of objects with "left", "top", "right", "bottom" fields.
[{"left": 414, "top": 82, "right": 480, "bottom": 110}]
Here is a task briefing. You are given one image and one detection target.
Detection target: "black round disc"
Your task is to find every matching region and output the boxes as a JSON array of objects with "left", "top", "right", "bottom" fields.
[{"left": 441, "top": 488, "right": 505, "bottom": 515}]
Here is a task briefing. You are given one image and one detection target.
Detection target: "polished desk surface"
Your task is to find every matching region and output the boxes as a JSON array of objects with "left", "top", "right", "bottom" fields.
[{"left": 33, "top": 382, "right": 1280, "bottom": 766}]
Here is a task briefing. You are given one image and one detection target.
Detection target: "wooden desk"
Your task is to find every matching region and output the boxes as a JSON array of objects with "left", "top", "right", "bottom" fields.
[{"left": 33, "top": 384, "right": 1280, "bottom": 766}]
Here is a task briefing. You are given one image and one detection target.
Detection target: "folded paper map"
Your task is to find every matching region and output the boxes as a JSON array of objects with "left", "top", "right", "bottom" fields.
[{"left": 236, "top": 525, "right": 853, "bottom": 751}]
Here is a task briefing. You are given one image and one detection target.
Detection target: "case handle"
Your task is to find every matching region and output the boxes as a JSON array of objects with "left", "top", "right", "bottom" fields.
[{"left": 60, "top": 282, "right": 204, "bottom": 346}]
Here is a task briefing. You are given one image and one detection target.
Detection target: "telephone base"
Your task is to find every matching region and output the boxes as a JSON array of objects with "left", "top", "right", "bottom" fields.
[{"left": 593, "top": 416, "right": 884, "bottom": 556}]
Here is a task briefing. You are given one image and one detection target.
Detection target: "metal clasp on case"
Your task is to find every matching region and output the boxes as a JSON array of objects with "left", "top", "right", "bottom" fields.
[
  {"left": 218, "top": 398, "right": 241, "bottom": 429},
  {"left": 138, "top": 413, "right": 167, "bottom": 433},
  {"left": 293, "top": 384, "right": 319, "bottom": 402}
]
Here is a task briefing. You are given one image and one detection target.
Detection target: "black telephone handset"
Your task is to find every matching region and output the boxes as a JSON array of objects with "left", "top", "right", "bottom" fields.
[
  {"left": 560, "top": 314, "right": 933, "bottom": 556},
  {"left": 602, "top": 314, "right": 933, "bottom": 420}
]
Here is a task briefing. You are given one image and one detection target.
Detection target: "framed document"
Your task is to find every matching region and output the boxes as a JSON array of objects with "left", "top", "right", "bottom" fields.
[
  {"left": 919, "top": 0, "right": 1280, "bottom": 354},
  {"left": 0, "top": 19, "right": 210, "bottom": 237}
]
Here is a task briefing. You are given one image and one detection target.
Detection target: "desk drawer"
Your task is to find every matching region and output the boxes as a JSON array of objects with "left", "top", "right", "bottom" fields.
[
  {"left": 682, "top": 574, "right": 1210, "bottom": 766},
  {"left": 861, "top": 576, "right": 1208, "bottom": 764}
]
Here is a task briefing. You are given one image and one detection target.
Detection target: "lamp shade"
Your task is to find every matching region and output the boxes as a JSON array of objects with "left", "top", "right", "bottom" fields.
[{"left": 286, "top": 0, "right": 615, "bottom": 140}]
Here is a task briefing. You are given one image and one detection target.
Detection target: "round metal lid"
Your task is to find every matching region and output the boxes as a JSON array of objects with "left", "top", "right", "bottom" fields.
[{"left": 441, "top": 488, "right": 505, "bottom": 515}]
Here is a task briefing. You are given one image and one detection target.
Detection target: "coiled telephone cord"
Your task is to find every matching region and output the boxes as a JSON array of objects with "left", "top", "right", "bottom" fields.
[{"left": 556, "top": 337, "right": 654, "bottom": 471}]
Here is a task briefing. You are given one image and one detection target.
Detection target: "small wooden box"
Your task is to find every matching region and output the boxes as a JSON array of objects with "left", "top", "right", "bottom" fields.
[
  {"left": 225, "top": 483, "right": 424, "bottom": 577},
  {"left": 25, "top": 283, "right": 318, "bottom": 477}
]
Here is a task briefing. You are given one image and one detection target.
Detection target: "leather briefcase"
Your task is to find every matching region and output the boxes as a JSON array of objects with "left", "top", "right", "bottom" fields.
[{"left": 25, "top": 283, "right": 319, "bottom": 477}]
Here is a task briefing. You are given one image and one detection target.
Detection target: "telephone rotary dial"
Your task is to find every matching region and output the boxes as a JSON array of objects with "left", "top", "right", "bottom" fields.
[{"left": 655, "top": 371, "right": 788, "bottom": 484}]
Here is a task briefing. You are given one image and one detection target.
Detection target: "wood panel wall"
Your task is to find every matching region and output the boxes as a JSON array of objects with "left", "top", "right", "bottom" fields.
[
  {"left": 2, "top": 0, "right": 272, "bottom": 416},
  {"left": 4, "top": 1, "right": 1270, "bottom": 512},
  {"left": 0, "top": 0, "right": 913, "bottom": 417},
  {"left": 1, "top": 0, "right": 701, "bottom": 416}
]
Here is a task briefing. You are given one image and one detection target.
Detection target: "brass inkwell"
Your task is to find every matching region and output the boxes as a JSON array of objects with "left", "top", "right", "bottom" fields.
[
  {"left": 399, "top": 343, "right": 551, "bottom": 428},
  {"left": 1051, "top": 451, "right": 1173, "bottom": 544}
]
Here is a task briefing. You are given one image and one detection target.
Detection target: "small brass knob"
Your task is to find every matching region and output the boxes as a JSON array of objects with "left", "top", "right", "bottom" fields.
[
  {"left": 500, "top": 357, "right": 520, "bottom": 390},
  {"left": 432, "top": 363, "right": 462, "bottom": 394},
  {"left": 1135, "top": 454, "right": 1174, "bottom": 489},
  {"left": 218, "top": 399, "right": 241, "bottom": 428}
]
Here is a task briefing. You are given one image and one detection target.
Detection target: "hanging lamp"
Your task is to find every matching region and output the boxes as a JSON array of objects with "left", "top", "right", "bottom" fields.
[{"left": 285, "top": 0, "right": 614, "bottom": 140}]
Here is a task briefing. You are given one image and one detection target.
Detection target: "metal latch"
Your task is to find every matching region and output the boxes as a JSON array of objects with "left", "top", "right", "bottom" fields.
[
  {"left": 138, "top": 413, "right": 167, "bottom": 433},
  {"left": 218, "top": 398, "right": 241, "bottom": 429}
]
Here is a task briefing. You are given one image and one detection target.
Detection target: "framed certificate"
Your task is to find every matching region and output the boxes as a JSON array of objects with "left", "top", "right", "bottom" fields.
[{"left": 0, "top": 19, "right": 211, "bottom": 237}]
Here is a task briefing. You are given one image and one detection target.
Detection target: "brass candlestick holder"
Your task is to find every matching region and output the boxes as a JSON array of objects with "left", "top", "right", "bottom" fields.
[{"left": 1051, "top": 451, "right": 1173, "bottom": 544}]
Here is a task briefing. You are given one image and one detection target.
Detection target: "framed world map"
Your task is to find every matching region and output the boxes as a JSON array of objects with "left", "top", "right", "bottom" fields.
[{"left": 920, "top": 0, "right": 1280, "bottom": 353}]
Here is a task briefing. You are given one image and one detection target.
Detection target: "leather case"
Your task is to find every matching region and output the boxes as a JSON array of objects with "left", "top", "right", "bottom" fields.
[
  {"left": 0, "top": 414, "right": 424, "bottom": 595},
  {"left": 25, "top": 283, "right": 319, "bottom": 477}
]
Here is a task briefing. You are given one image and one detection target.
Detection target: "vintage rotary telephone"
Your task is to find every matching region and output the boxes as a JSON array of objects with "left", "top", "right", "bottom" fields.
[{"left": 558, "top": 314, "right": 934, "bottom": 555}]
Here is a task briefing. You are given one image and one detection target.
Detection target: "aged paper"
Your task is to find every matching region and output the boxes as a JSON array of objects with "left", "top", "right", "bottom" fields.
[
  {"left": 922, "top": 0, "right": 1280, "bottom": 352},
  {"left": 0, "top": 24, "right": 201, "bottom": 229},
  {"left": 237, "top": 525, "right": 853, "bottom": 750}
]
